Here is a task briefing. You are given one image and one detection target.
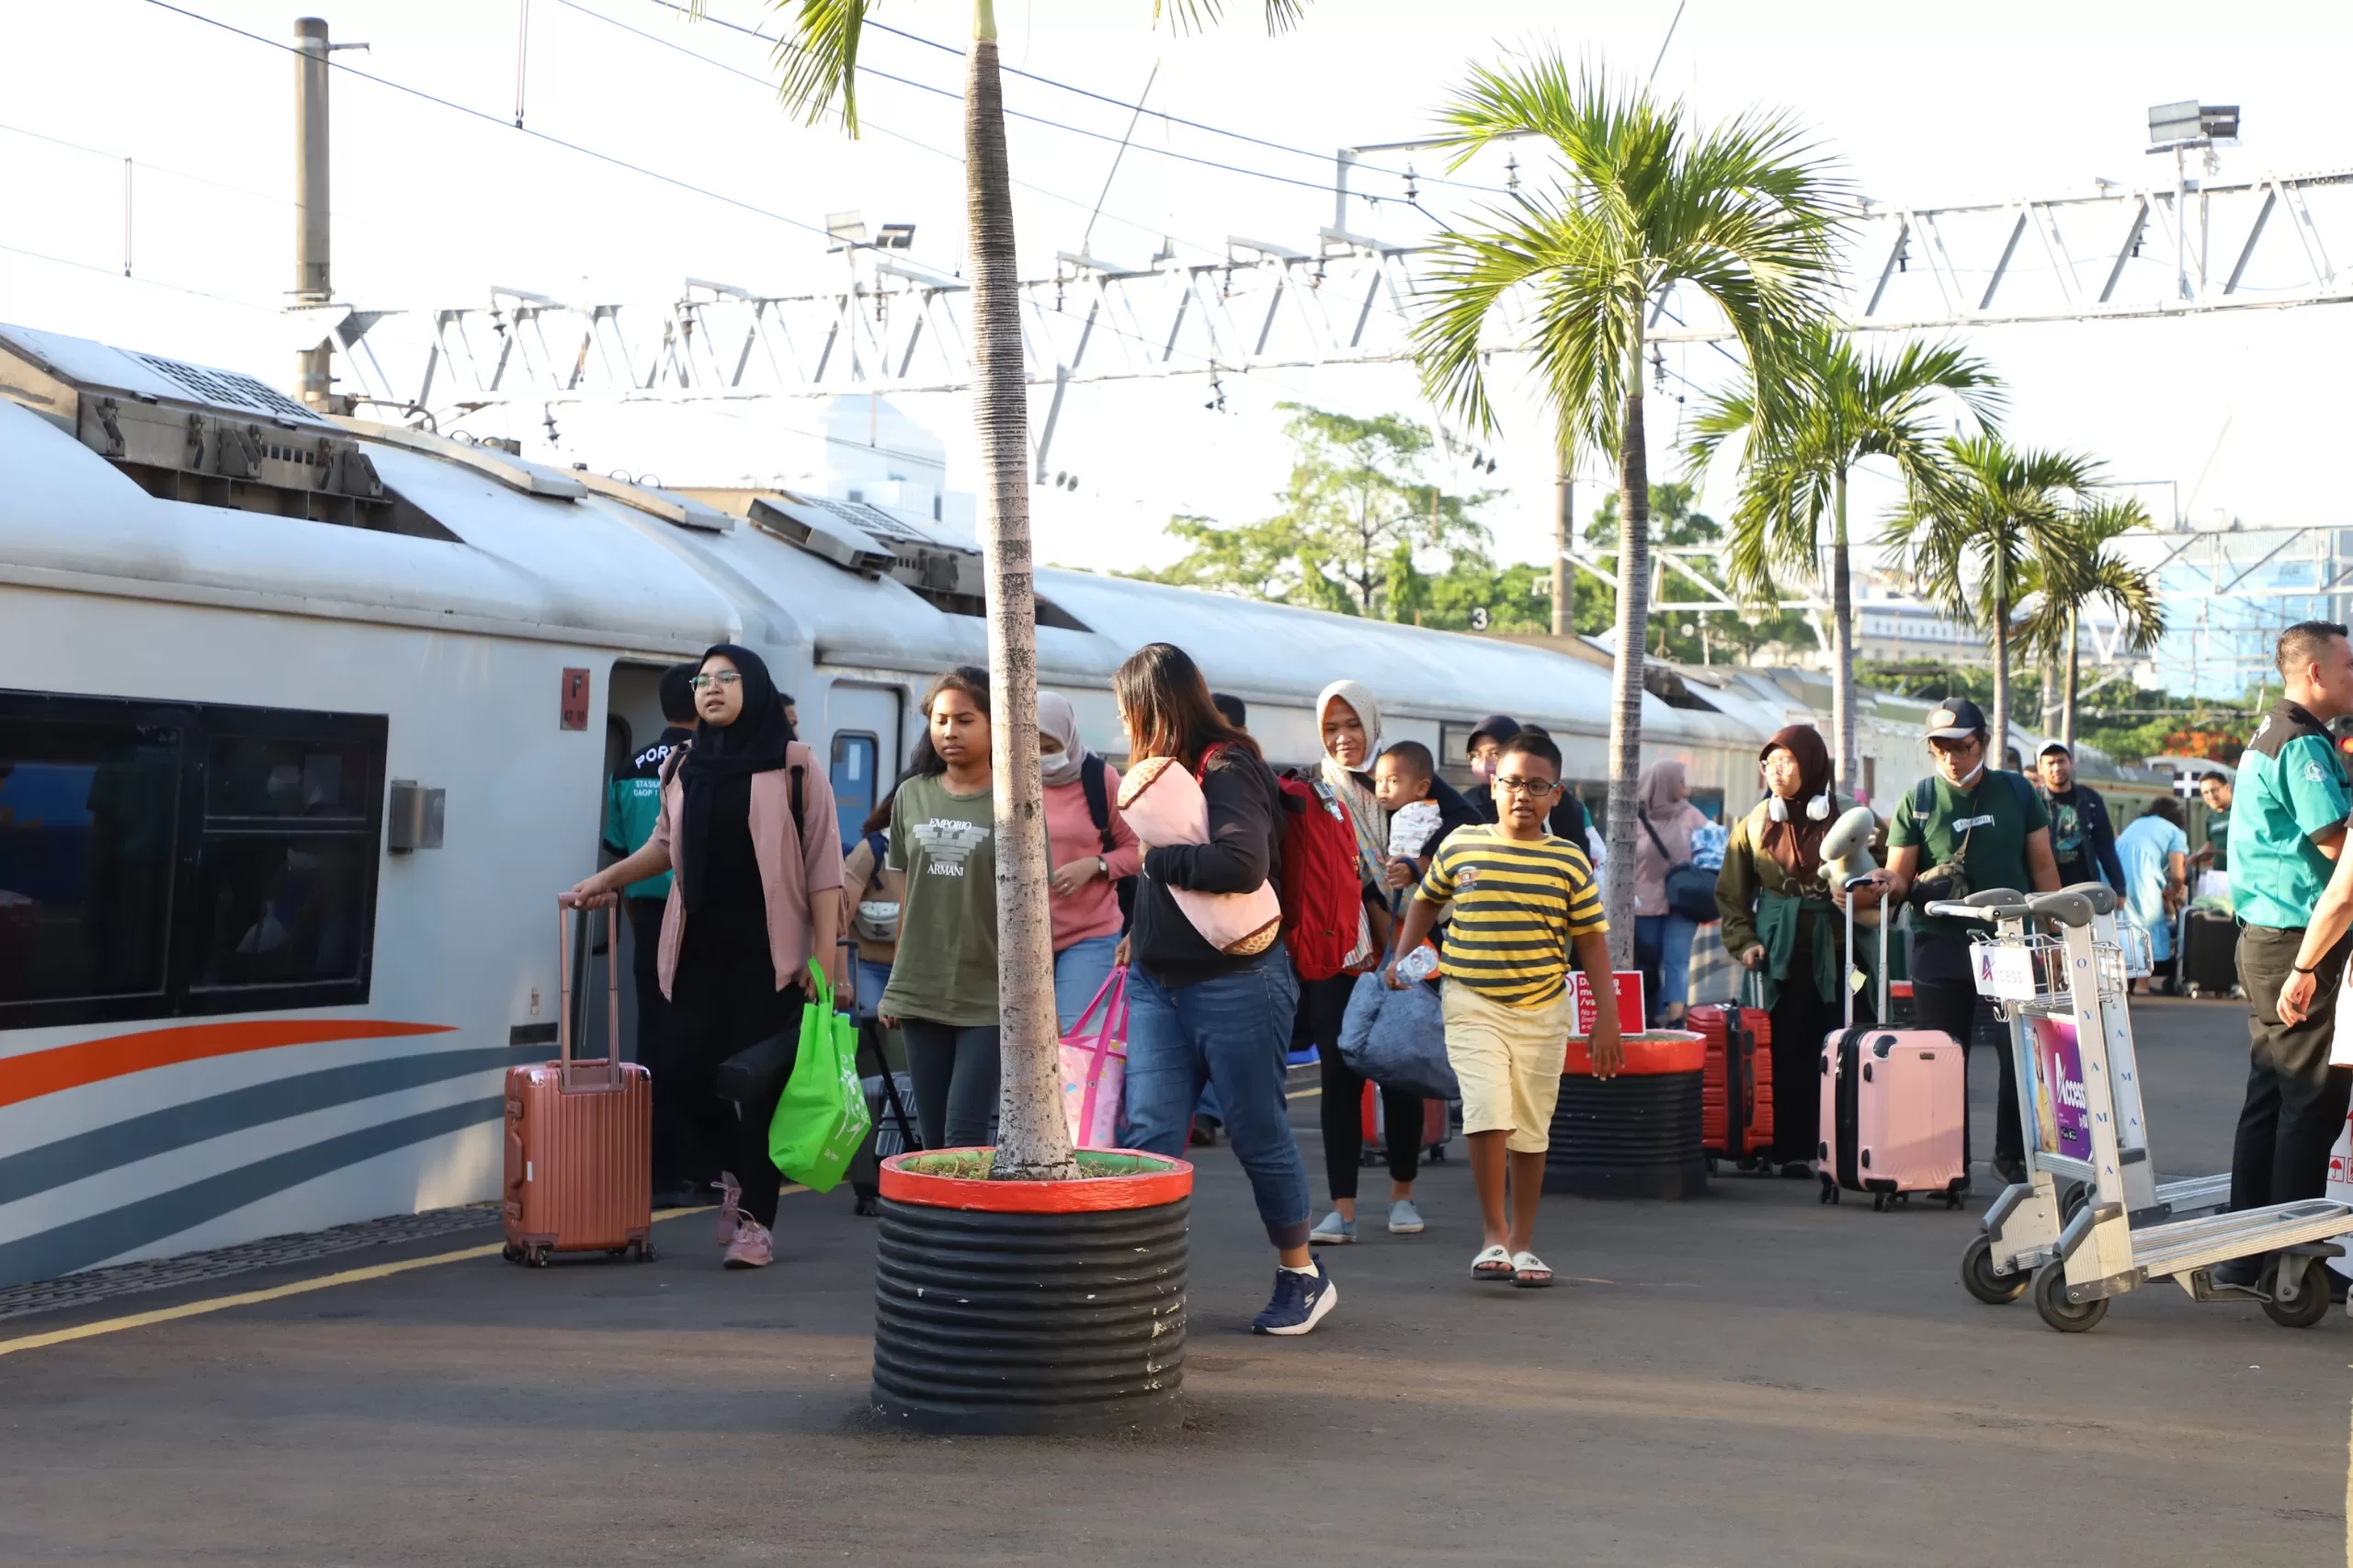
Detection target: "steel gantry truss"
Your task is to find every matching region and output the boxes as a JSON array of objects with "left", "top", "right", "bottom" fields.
[{"left": 298, "top": 159, "right": 2353, "bottom": 420}]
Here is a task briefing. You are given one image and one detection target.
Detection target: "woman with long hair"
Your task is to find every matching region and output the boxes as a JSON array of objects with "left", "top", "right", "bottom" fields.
[
  {"left": 877, "top": 667, "right": 1002, "bottom": 1151},
  {"left": 1302, "top": 679, "right": 1431, "bottom": 1246},
  {"left": 563, "top": 643, "right": 844, "bottom": 1269},
  {"left": 1114, "top": 642, "right": 1334, "bottom": 1335},
  {"left": 1633, "top": 758, "right": 1711, "bottom": 1028},
  {"left": 1712, "top": 723, "right": 1874, "bottom": 1174}
]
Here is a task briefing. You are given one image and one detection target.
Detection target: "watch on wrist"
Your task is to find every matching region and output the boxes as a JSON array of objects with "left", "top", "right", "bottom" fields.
[{"left": 1096, "top": 856, "right": 1109, "bottom": 879}]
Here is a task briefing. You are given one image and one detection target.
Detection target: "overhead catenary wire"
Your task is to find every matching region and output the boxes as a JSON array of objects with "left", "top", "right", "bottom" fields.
[
  {"left": 643, "top": 0, "right": 1499, "bottom": 200},
  {"left": 0, "top": 120, "right": 299, "bottom": 210},
  {"left": 0, "top": 237, "right": 283, "bottom": 314}
]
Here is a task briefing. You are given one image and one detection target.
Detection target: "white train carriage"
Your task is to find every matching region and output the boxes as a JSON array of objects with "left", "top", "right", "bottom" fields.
[{"left": 0, "top": 320, "right": 1898, "bottom": 1289}]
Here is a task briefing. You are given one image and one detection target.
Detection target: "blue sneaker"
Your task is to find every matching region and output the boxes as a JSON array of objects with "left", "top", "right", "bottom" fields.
[
  {"left": 1252, "top": 1260, "right": 1338, "bottom": 1336},
  {"left": 1309, "top": 1210, "right": 1356, "bottom": 1245}
]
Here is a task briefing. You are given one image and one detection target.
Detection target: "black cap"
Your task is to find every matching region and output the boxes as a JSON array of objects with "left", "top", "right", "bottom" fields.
[
  {"left": 1924, "top": 698, "right": 1987, "bottom": 741},
  {"left": 1468, "top": 714, "right": 1521, "bottom": 752}
]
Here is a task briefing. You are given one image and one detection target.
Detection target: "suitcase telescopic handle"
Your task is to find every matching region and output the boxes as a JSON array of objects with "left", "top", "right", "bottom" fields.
[{"left": 556, "top": 901, "right": 624, "bottom": 1092}]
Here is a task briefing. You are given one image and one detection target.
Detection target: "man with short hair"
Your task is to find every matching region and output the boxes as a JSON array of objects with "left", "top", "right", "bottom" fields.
[
  {"left": 1876, "top": 698, "right": 2061, "bottom": 1187},
  {"left": 2192, "top": 772, "right": 2234, "bottom": 874},
  {"left": 605, "top": 662, "right": 702, "bottom": 1205},
  {"left": 2216, "top": 622, "right": 2353, "bottom": 1276},
  {"left": 2035, "top": 742, "right": 2127, "bottom": 892}
]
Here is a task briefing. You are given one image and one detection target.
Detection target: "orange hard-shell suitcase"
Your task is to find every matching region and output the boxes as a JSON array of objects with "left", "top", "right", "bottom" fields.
[{"left": 503, "top": 905, "right": 654, "bottom": 1266}]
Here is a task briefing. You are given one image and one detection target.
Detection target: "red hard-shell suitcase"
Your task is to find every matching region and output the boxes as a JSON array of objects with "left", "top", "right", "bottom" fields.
[
  {"left": 503, "top": 905, "right": 655, "bottom": 1266},
  {"left": 1359, "top": 1082, "right": 1451, "bottom": 1164},
  {"left": 1690, "top": 1003, "right": 1774, "bottom": 1163}
]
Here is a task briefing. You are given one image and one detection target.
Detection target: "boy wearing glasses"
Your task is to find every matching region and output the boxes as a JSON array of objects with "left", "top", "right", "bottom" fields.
[{"left": 1388, "top": 732, "right": 1620, "bottom": 1289}]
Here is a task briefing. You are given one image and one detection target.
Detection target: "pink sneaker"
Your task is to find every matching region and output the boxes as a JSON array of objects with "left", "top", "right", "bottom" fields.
[
  {"left": 712, "top": 1172, "right": 742, "bottom": 1247},
  {"left": 722, "top": 1217, "right": 773, "bottom": 1269}
]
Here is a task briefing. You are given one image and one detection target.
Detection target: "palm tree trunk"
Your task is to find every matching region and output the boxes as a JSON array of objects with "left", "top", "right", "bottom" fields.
[
  {"left": 1830, "top": 464, "right": 1857, "bottom": 799},
  {"left": 967, "top": 1, "right": 1075, "bottom": 1181},
  {"left": 1989, "top": 553, "right": 2010, "bottom": 770},
  {"left": 1603, "top": 319, "right": 1651, "bottom": 969},
  {"left": 1552, "top": 418, "right": 1574, "bottom": 637},
  {"left": 2063, "top": 605, "right": 2080, "bottom": 750}
]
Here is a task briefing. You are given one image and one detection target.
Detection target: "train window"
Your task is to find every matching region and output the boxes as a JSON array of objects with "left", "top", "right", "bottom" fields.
[
  {"left": 831, "top": 732, "right": 879, "bottom": 849},
  {"left": 0, "top": 711, "right": 183, "bottom": 1010},
  {"left": 1687, "top": 788, "right": 1727, "bottom": 824},
  {"left": 0, "top": 692, "right": 384, "bottom": 1029}
]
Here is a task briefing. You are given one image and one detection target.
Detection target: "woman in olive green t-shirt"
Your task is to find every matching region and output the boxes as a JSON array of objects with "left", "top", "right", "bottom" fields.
[{"left": 879, "top": 667, "right": 1002, "bottom": 1150}]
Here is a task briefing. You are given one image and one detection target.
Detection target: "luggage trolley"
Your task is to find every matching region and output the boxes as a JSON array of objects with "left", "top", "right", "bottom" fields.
[
  {"left": 1933, "top": 884, "right": 2352, "bottom": 1333},
  {"left": 1930, "top": 886, "right": 2231, "bottom": 1308}
]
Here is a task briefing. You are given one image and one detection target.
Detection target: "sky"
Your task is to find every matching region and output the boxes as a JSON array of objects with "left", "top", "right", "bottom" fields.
[{"left": 5, "top": 0, "right": 2352, "bottom": 587}]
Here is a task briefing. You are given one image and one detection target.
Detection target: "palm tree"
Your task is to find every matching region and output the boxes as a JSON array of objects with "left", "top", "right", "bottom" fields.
[
  {"left": 1411, "top": 56, "right": 1847, "bottom": 962},
  {"left": 2014, "top": 497, "right": 2165, "bottom": 750},
  {"left": 1688, "top": 329, "right": 2003, "bottom": 796},
  {"left": 1885, "top": 436, "right": 2110, "bottom": 759},
  {"left": 757, "top": 0, "right": 1307, "bottom": 1180}
]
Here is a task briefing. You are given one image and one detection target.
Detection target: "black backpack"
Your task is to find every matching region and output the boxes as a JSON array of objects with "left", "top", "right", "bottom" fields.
[{"left": 1079, "top": 753, "right": 1137, "bottom": 930}]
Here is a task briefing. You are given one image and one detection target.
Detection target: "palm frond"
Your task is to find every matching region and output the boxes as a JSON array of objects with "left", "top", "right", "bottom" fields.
[
  {"left": 1155, "top": 0, "right": 1308, "bottom": 32},
  {"left": 767, "top": 0, "right": 870, "bottom": 132}
]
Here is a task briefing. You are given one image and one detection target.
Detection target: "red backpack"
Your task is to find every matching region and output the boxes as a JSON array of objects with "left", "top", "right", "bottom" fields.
[{"left": 1274, "top": 772, "right": 1377, "bottom": 982}]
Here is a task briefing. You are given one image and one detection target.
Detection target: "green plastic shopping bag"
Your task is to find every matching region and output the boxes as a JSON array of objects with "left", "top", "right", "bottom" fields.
[{"left": 768, "top": 967, "right": 872, "bottom": 1193}]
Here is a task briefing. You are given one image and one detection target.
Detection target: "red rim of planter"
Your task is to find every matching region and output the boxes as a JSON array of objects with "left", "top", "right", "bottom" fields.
[
  {"left": 879, "top": 1148, "right": 1194, "bottom": 1212},
  {"left": 1563, "top": 1028, "right": 1704, "bottom": 1076}
]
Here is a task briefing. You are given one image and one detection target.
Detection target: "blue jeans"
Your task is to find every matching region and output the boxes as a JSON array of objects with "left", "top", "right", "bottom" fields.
[
  {"left": 1119, "top": 948, "right": 1312, "bottom": 1250},
  {"left": 1634, "top": 914, "right": 1699, "bottom": 1025},
  {"left": 1052, "top": 933, "right": 1123, "bottom": 1034}
]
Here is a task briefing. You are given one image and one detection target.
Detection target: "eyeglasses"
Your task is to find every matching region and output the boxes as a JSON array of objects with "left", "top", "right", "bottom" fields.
[
  {"left": 1927, "top": 735, "right": 1982, "bottom": 757},
  {"left": 1494, "top": 776, "right": 1560, "bottom": 799},
  {"left": 688, "top": 672, "right": 744, "bottom": 691}
]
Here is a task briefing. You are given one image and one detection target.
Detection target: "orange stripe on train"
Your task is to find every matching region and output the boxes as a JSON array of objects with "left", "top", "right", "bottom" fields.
[{"left": 0, "top": 1020, "right": 457, "bottom": 1109}]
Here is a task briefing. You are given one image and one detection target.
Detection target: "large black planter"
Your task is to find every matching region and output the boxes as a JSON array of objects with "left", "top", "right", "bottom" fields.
[
  {"left": 1545, "top": 1031, "right": 1708, "bottom": 1199},
  {"left": 870, "top": 1149, "right": 1191, "bottom": 1436}
]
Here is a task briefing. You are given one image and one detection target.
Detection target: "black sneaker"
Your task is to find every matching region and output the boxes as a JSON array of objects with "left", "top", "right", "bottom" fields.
[
  {"left": 1251, "top": 1260, "right": 1338, "bottom": 1336},
  {"left": 2208, "top": 1256, "right": 2262, "bottom": 1290}
]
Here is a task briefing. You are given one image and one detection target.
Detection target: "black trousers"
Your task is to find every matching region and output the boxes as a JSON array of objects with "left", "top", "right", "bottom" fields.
[
  {"left": 2231, "top": 925, "right": 2353, "bottom": 1211},
  {"left": 627, "top": 896, "right": 701, "bottom": 1191},
  {"left": 1302, "top": 972, "right": 1422, "bottom": 1198},
  {"left": 1766, "top": 970, "right": 1858, "bottom": 1165},
  {"left": 668, "top": 923, "right": 801, "bottom": 1230},
  {"left": 1911, "top": 977, "right": 2017, "bottom": 1170}
]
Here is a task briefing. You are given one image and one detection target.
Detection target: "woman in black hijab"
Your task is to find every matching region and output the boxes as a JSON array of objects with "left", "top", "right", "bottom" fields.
[{"left": 567, "top": 643, "right": 845, "bottom": 1269}]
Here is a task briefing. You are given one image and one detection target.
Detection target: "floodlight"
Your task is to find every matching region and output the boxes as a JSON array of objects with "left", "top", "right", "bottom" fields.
[
  {"left": 877, "top": 222, "right": 916, "bottom": 250},
  {"left": 826, "top": 210, "right": 867, "bottom": 246}
]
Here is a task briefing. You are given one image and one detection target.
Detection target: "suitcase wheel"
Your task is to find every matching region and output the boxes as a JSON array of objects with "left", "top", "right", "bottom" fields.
[
  {"left": 1426, "top": 1143, "right": 1447, "bottom": 1164},
  {"left": 502, "top": 1243, "right": 524, "bottom": 1264},
  {"left": 634, "top": 1241, "right": 656, "bottom": 1264},
  {"left": 528, "top": 1246, "right": 551, "bottom": 1268},
  {"left": 1820, "top": 1176, "right": 1839, "bottom": 1205},
  {"left": 1705, "top": 1155, "right": 1720, "bottom": 1175}
]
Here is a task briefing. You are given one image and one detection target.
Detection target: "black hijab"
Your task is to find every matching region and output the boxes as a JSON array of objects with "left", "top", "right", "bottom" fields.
[{"left": 679, "top": 643, "right": 792, "bottom": 912}]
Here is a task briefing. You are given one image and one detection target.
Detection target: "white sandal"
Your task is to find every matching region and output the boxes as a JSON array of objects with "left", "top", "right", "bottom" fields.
[
  {"left": 1471, "top": 1243, "right": 1515, "bottom": 1280},
  {"left": 1510, "top": 1250, "right": 1554, "bottom": 1289}
]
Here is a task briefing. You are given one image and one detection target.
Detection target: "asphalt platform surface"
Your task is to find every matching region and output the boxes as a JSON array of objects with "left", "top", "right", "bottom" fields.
[{"left": 3, "top": 995, "right": 2347, "bottom": 1565}]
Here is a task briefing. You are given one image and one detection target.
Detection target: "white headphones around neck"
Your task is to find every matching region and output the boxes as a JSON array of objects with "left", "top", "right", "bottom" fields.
[{"left": 1768, "top": 792, "right": 1834, "bottom": 824}]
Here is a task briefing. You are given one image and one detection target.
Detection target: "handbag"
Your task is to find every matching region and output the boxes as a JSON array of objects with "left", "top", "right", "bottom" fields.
[
  {"left": 1336, "top": 970, "right": 1459, "bottom": 1101},
  {"left": 1641, "top": 810, "right": 1719, "bottom": 924},
  {"left": 767, "top": 967, "right": 872, "bottom": 1193},
  {"left": 1056, "top": 967, "right": 1129, "bottom": 1149}
]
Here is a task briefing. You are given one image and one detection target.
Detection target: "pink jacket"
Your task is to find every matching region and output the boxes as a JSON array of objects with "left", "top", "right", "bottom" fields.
[
  {"left": 648, "top": 741, "right": 845, "bottom": 998},
  {"left": 1633, "top": 799, "right": 1708, "bottom": 917},
  {"left": 1042, "top": 770, "right": 1142, "bottom": 950}
]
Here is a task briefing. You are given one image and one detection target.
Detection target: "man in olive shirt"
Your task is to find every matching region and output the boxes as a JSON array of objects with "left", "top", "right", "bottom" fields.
[
  {"left": 2216, "top": 623, "right": 2353, "bottom": 1282},
  {"left": 1877, "top": 699, "right": 2061, "bottom": 1187}
]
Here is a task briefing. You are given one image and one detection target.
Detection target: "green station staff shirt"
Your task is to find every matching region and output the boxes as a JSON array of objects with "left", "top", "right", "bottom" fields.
[
  {"left": 2231, "top": 699, "right": 2351, "bottom": 930},
  {"left": 1887, "top": 768, "right": 2047, "bottom": 980}
]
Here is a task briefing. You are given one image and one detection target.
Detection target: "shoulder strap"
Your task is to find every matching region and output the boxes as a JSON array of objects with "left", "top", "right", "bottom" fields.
[
  {"left": 1079, "top": 753, "right": 1115, "bottom": 852},
  {"left": 1911, "top": 775, "right": 1937, "bottom": 819},
  {"left": 660, "top": 739, "right": 690, "bottom": 787},
  {"left": 1639, "top": 809, "right": 1675, "bottom": 861},
  {"left": 790, "top": 763, "right": 805, "bottom": 841},
  {"left": 864, "top": 828, "right": 888, "bottom": 863}
]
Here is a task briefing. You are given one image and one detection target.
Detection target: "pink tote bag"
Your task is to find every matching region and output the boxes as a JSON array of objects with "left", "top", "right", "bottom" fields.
[{"left": 1059, "top": 968, "right": 1129, "bottom": 1149}]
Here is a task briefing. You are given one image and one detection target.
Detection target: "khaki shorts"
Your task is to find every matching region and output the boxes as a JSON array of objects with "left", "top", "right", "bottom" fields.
[{"left": 1442, "top": 981, "right": 1574, "bottom": 1153}]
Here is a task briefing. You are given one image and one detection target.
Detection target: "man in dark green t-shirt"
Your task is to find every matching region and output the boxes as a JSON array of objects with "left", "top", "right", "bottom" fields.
[{"left": 1879, "top": 697, "right": 2060, "bottom": 1186}]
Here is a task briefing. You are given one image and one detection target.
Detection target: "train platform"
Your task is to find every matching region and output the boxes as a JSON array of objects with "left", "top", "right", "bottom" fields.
[{"left": 2, "top": 995, "right": 2344, "bottom": 1565}]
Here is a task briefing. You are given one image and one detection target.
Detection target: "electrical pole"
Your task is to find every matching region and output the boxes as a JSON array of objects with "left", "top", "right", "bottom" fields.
[{"left": 293, "top": 17, "right": 332, "bottom": 409}]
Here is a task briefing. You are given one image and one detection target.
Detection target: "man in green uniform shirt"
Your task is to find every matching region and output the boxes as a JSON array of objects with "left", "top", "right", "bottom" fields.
[{"left": 2215, "top": 623, "right": 2353, "bottom": 1283}]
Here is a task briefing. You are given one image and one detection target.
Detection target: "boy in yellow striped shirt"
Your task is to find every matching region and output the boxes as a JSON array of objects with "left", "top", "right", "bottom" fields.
[{"left": 1388, "top": 731, "right": 1621, "bottom": 1288}]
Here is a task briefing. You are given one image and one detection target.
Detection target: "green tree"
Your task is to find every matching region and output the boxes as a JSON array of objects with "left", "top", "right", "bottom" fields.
[
  {"left": 1411, "top": 56, "right": 1847, "bottom": 960},
  {"left": 1883, "top": 437, "right": 2107, "bottom": 758},
  {"left": 1688, "top": 329, "right": 2004, "bottom": 793},
  {"left": 2013, "top": 497, "right": 2165, "bottom": 749},
  {"left": 758, "top": 0, "right": 1309, "bottom": 1180}
]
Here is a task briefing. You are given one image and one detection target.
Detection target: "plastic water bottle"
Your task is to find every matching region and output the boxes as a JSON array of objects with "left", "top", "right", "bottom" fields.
[{"left": 1395, "top": 944, "right": 1439, "bottom": 983}]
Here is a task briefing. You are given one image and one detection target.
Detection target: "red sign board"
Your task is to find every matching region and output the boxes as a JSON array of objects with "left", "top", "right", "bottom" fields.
[
  {"left": 1568, "top": 971, "right": 1646, "bottom": 1037},
  {"left": 560, "top": 667, "right": 591, "bottom": 731}
]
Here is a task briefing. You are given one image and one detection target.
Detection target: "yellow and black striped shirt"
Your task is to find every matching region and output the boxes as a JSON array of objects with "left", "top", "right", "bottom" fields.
[{"left": 1417, "top": 824, "right": 1607, "bottom": 1007}]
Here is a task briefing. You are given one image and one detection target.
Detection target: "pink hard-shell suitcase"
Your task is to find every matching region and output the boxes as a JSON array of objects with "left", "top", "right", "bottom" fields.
[
  {"left": 1815, "top": 878, "right": 1967, "bottom": 1210},
  {"left": 1816, "top": 1028, "right": 1969, "bottom": 1210}
]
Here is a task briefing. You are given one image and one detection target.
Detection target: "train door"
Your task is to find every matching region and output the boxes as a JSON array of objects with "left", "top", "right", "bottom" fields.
[{"left": 825, "top": 682, "right": 903, "bottom": 850}]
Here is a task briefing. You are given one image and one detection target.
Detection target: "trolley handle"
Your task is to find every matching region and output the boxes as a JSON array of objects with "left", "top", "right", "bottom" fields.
[
  {"left": 1925, "top": 887, "right": 2030, "bottom": 924},
  {"left": 2023, "top": 886, "right": 2111, "bottom": 929}
]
